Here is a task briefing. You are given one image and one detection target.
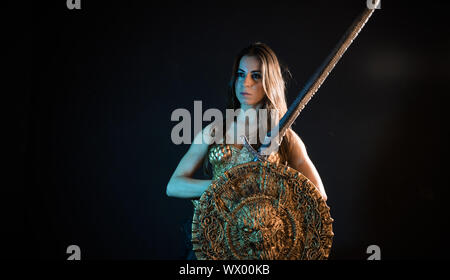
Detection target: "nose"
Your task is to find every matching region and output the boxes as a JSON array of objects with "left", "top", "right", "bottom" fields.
[{"left": 244, "top": 73, "right": 254, "bottom": 87}]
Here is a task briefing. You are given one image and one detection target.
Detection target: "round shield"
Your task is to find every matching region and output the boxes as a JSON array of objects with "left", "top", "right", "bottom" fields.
[{"left": 191, "top": 160, "right": 334, "bottom": 260}]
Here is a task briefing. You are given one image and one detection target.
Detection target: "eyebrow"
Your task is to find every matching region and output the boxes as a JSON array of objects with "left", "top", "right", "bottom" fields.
[{"left": 237, "top": 68, "right": 261, "bottom": 73}]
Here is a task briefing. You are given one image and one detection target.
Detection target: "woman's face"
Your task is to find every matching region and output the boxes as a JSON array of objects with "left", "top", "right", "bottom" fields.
[{"left": 235, "top": 55, "right": 266, "bottom": 108}]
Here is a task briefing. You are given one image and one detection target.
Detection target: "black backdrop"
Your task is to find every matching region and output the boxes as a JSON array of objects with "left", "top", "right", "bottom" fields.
[{"left": 8, "top": 0, "right": 449, "bottom": 259}]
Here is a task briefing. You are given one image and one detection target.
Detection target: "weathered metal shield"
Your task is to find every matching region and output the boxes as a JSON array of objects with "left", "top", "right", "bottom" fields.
[{"left": 192, "top": 161, "right": 334, "bottom": 260}]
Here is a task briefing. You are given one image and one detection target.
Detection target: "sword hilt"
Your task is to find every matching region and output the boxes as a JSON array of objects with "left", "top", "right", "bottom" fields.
[{"left": 240, "top": 135, "right": 268, "bottom": 162}]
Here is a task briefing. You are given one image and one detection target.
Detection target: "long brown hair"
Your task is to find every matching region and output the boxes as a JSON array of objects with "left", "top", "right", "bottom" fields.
[{"left": 203, "top": 42, "right": 294, "bottom": 176}]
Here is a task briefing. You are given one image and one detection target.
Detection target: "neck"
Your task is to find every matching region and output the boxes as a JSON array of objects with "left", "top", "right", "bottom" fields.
[
  {"left": 240, "top": 102, "right": 263, "bottom": 111},
  {"left": 237, "top": 103, "right": 263, "bottom": 123},
  {"left": 239, "top": 102, "right": 263, "bottom": 113}
]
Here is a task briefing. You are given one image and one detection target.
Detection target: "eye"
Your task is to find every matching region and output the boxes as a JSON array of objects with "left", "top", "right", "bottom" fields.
[
  {"left": 252, "top": 73, "right": 261, "bottom": 80},
  {"left": 236, "top": 72, "right": 245, "bottom": 78}
]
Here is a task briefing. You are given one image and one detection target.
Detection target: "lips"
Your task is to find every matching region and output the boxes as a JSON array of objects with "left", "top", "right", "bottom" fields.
[{"left": 241, "top": 92, "right": 251, "bottom": 96}]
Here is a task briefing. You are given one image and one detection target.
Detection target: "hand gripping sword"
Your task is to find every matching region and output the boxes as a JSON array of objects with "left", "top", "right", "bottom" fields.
[{"left": 242, "top": 1, "right": 380, "bottom": 161}]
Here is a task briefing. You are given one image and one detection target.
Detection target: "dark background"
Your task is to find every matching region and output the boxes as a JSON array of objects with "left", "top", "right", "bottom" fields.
[{"left": 7, "top": 0, "right": 449, "bottom": 259}]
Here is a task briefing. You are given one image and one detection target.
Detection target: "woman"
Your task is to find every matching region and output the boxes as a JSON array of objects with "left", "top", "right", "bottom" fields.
[{"left": 166, "top": 42, "right": 327, "bottom": 259}]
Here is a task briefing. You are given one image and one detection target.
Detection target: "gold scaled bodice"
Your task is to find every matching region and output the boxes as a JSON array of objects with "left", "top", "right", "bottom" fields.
[
  {"left": 192, "top": 144, "right": 283, "bottom": 208},
  {"left": 208, "top": 143, "right": 283, "bottom": 181}
]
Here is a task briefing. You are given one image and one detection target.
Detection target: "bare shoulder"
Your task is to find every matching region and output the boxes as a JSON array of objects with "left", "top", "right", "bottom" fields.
[
  {"left": 286, "top": 129, "right": 308, "bottom": 166},
  {"left": 288, "top": 129, "right": 307, "bottom": 152},
  {"left": 172, "top": 124, "right": 214, "bottom": 178},
  {"left": 190, "top": 123, "right": 215, "bottom": 154}
]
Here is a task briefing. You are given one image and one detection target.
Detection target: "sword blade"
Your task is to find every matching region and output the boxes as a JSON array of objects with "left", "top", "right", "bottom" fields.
[{"left": 257, "top": 2, "right": 379, "bottom": 158}]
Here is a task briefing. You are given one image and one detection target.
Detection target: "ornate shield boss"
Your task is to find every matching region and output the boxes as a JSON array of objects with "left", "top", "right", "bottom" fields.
[{"left": 192, "top": 161, "right": 334, "bottom": 260}]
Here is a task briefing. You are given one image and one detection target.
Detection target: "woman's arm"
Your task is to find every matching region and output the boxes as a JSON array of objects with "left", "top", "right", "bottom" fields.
[
  {"left": 166, "top": 124, "right": 213, "bottom": 199},
  {"left": 287, "top": 131, "right": 328, "bottom": 201}
]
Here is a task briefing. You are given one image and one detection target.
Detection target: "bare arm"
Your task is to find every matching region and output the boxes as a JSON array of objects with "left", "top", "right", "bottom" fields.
[
  {"left": 287, "top": 131, "right": 328, "bottom": 201},
  {"left": 166, "top": 125, "right": 213, "bottom": 199}
]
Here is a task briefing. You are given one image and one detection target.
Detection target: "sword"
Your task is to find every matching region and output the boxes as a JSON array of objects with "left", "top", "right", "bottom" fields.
[{"left": 242, "top": 1, "right": 380, "bottom": 161}]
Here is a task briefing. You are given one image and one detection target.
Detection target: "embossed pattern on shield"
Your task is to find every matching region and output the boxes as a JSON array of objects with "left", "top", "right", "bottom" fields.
[{"left": 192, "top": 161, "right": 334, "bottom": 260}]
